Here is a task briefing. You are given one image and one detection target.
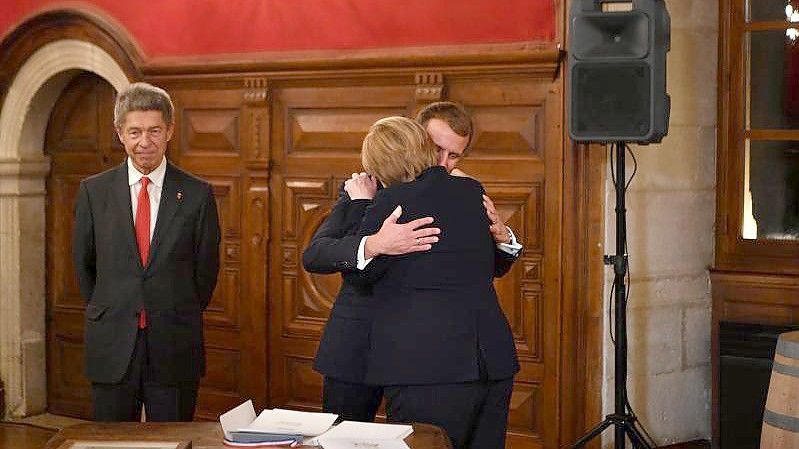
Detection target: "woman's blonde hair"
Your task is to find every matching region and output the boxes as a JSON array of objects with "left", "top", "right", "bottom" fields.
[{"left": 361, "top": 116, "right": 438, "bottom": 186}]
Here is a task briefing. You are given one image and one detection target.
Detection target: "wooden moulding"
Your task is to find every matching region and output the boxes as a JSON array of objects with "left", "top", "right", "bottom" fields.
[{"left": 141, "top": 41, "right": 562, "bottom": 78}]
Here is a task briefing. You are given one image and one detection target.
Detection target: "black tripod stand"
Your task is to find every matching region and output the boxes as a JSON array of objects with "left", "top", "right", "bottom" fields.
[{"left": 569, "top": 142, "right": 653, "bottom": 449}]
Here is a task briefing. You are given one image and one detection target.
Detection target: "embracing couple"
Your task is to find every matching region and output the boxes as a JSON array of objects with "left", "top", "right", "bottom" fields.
[{"left": 303, "top": 102, "right": 522, "bottom": 449}]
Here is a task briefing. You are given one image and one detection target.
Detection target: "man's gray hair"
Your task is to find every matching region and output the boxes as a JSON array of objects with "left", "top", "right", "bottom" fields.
[{"left": 114, "top": 82, "right": 174, "bottom": 128}]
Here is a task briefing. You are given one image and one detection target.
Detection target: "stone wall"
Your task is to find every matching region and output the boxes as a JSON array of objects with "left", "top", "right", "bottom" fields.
[{"left": 601, "top": 0, "right": 718, "bottom": 445}]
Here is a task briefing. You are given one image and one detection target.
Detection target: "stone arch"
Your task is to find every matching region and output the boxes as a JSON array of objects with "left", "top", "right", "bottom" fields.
[{"left": 0, "top": 38, "right": 131, "bottom": 417}]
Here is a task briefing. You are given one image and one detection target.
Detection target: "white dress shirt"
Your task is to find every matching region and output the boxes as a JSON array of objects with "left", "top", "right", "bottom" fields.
[
  {"left": 356, "top": 225, "right": 523, "bottom": 270},
  {"left": 128, "top": 156, "right": 167, "bottom": 242}
]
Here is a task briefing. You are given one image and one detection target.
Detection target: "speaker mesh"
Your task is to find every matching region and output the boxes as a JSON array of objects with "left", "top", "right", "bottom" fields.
[{"left": 570, "top": 62, "right": 651, "bottom": 139}]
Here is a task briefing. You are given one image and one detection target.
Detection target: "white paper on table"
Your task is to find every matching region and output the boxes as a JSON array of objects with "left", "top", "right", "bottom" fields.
[
  {"left": 316, "top": 421, "right": 413, "bottom": 440},
  {"left": 319, "top": 439, "right": 411, "bottom": 449},
  {"left": 219, "top": 400, "right": 257, "bottom": 439},
  {"left": 240, "top": 408, "right": 338, "bottom": 436}
]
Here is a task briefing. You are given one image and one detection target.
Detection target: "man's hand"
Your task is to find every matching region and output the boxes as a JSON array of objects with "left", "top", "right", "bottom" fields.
[
  {"left": 345, "top": 172, "right": 378, "bottom": 200},
  {"left": 364, "top": 206, "right": 440, "bottom": 259},
  {"left": 484, "top": 194, "right": 511, "bottom": 244}
]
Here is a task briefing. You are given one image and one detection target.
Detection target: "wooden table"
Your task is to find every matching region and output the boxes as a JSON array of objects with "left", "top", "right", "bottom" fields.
[{"left": 45, "top": 422, "right": 452, "bottom": 449}]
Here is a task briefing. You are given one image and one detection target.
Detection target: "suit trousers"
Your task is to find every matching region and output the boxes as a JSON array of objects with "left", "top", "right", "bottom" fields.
[
  {"left": 91, "top": 329, "right": 199, "bottom": 422},
  {"left": 383, "top": 377, "right": 514, "bottom": 449},
  {"left": 322, "top": 376, "right": 383, "bottom": 422}
]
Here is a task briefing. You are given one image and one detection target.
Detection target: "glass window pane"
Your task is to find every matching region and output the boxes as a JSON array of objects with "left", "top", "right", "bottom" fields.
[
  {"left": 748, "top": 0, "right": 798, "bottom": 22},
  {"left": 743, "top": 140, "right": 799, "bottom": 240},
  {"left": 746, "top": 30, "right": 799, "bottom": 129}
]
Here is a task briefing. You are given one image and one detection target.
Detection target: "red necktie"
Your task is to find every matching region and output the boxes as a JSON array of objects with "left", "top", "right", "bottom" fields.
[{"left": 135, "top": 176, "right": 151, "bottom": 329}]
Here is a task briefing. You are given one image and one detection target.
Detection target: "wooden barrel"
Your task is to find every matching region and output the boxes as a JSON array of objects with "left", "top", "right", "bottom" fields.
[{"left": 761, "top": 331, "right": 799, "bottom": 449}]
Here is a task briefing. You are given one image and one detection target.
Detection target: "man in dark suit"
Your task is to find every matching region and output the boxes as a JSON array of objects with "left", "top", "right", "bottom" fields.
[
  {"left": 73, "top": 82, "right": 220, "bottom": 422},
  {"left": 303, "top": 173, "right": 440, "bottom": 421},
  {"left": 415, "top": 101, "right": 521, "bottom": 256},
  {"left": 354, "top": 116, "right": 519, "bottom": 449}
]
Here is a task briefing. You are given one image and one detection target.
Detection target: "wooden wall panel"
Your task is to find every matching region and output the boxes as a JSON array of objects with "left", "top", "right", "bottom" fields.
[
  {"left": 444, "top": 78, "right": 559, "bottom": 449},
  {"left": 159, "top": 81, "right": 269, "bottom": 418},
  {"left": 29, "top": 26, "right": 596, "bottom": 448},
  {"left": 263, "top": 73, "right": 561, "bottom": 449}
]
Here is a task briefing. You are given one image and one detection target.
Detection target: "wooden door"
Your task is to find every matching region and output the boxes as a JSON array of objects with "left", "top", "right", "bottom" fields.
[
  {"left": 46, "top": 72, "right": 121, "bottom": 418},
  {"left": 447, "top": 78, "right": 563, "bottom": 449},
  {"left": 267, "top": 82, "right": 415, "bottom": 410},
  {"left": 267, "top": 75, "right": 562, "bottom": 449}
]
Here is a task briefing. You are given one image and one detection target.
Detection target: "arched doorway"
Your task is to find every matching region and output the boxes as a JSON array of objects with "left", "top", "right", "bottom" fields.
[
  {"left": 45, "top": 72, "right": 123, "bottom": 418},
  {"left": 0, "top": 38, "right": 129, "bottom": 418}
]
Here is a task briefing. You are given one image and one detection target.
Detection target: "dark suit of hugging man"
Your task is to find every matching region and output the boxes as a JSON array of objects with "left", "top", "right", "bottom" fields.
[
  {"left": 73, "top": 82, "right": 220, "bottom": 422},
  {"left": 303, "top": 174, "right": 447, "bottom": 421},
  {"left": 303, "top": 105, "right": 522, "bottom": 445},
  {"left": 349, "top": 116, "right": 520, "bottom": 449}
]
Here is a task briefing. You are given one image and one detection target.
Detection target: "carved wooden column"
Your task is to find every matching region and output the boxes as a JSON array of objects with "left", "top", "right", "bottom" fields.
[
  {"left": 242, "top": 77, "right": 270, "bottom": 407},
  {"left": 414, "top": 72, "right": 445, "bottom": 112}
]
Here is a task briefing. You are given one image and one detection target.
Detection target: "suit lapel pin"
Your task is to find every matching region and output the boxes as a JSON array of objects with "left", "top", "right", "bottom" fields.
[{"left": 177, "top": 191, "right": 183, "bottom": 201}]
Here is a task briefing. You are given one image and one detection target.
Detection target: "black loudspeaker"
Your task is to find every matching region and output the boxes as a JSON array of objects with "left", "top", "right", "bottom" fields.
[{"left": 568, "top": 0, "right": 670, "bottom": 143}]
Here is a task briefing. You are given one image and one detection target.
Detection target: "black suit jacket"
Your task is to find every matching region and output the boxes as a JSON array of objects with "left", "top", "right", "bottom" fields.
[
  {"left": 303, "top": 186, "right": 375, "bottom": 383},
  {"left": 73, "top": 161, "right": 221, "bottom": 384},
  {"left": 351, "top": 166, "right": 520, "bottom": 385}
]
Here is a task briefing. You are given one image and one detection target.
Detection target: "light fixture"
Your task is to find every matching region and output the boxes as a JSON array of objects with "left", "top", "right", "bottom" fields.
[{"left": 788, "top": 2, "right": 799, "bottom": 42}]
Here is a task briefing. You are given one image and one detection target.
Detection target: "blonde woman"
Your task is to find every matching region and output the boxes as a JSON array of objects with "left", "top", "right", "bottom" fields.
[{"left": 352, "top": 116, "right": 518, "bottom": 449}]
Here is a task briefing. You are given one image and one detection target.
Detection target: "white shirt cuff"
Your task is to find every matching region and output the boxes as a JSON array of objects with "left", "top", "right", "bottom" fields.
[
  {"left": 497, "top": 226, "right": 522, "bottom": 256},
  {"left": 357, "top": 236, "right": 374, "bottom": 270}
]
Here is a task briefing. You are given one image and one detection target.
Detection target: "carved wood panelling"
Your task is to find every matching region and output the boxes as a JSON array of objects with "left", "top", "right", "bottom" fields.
[
  {"left": 203, "top": 178, "right": 241, "bottom": 327},
  {"left": 170, "top": 87, "right": 246, "bottom": 165},
  {"left": 49, "top": 176, "right": 85, "bottom": 310},
  {"left": 514, "top": 290, "right": 544, "bottom": 361},
  {"left": 284, "top": 355, "right": 324, "bottom": 411},
  {"left": 54, "top": 337, "right": 88, "bottom": 389},
  {"left": 280, "top": 178, "right": 337, "bottom": 337},
  {"left": 415, "top": 72, "right": 444, "bottom": 103},
  {"left": 523, "top": 255, "right": 543, "bottom": 283},
  {"left": 483, "top": 181, "right": 544, "bottom": 253},
  {"left": 470, "top": 106, "right": 542, "bottom": 160},
  {"left": 244, "top": 78, "right": 269, "bottom": 105},
  {"left": 508, "top": 382, "right": 542, "bottom": 435},
  {"left": 203, "top": 347, "right": 242, "bottom": 393},
  {"left": 245, "top": 180, "right": 269, "bottom": 250},
  {"left": 446, "top": 78, "right": 557, "bottom": 449},
  {"left": 281, "top": 179, "right": 329, "bottom": 238},
  {"left": 241, "top": 175, "right": 269, "bottom": 409},
  {"left": 45, "top": 76, "right": 107, "bottom": 154},
  {"left": 247, "top": 110, "right": 268, "bottom": 163},
  {"left": 713, "top": 272, "right": 799, "bottom": 325},
  {"left": 182, "top": 109, "right": 240, "bottom": 155},
  {"left": 269, "top": 83, "right": 419, "bottom": 413},
  {"left": 287, "top": 108, "right": 405, "bottom": 155},
  {"left": 51, "top": 335, "right": 91, "bottom": 417}
]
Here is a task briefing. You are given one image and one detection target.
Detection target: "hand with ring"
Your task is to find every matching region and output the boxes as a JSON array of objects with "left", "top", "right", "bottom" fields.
[{"left": 483, "top": 194, "right": 511, "bottom": 244}]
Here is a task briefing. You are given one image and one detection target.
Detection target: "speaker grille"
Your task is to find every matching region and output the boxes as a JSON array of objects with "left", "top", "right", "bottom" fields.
[{"left": 570, "top": 62, "right": 651, "bottom": 139}]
